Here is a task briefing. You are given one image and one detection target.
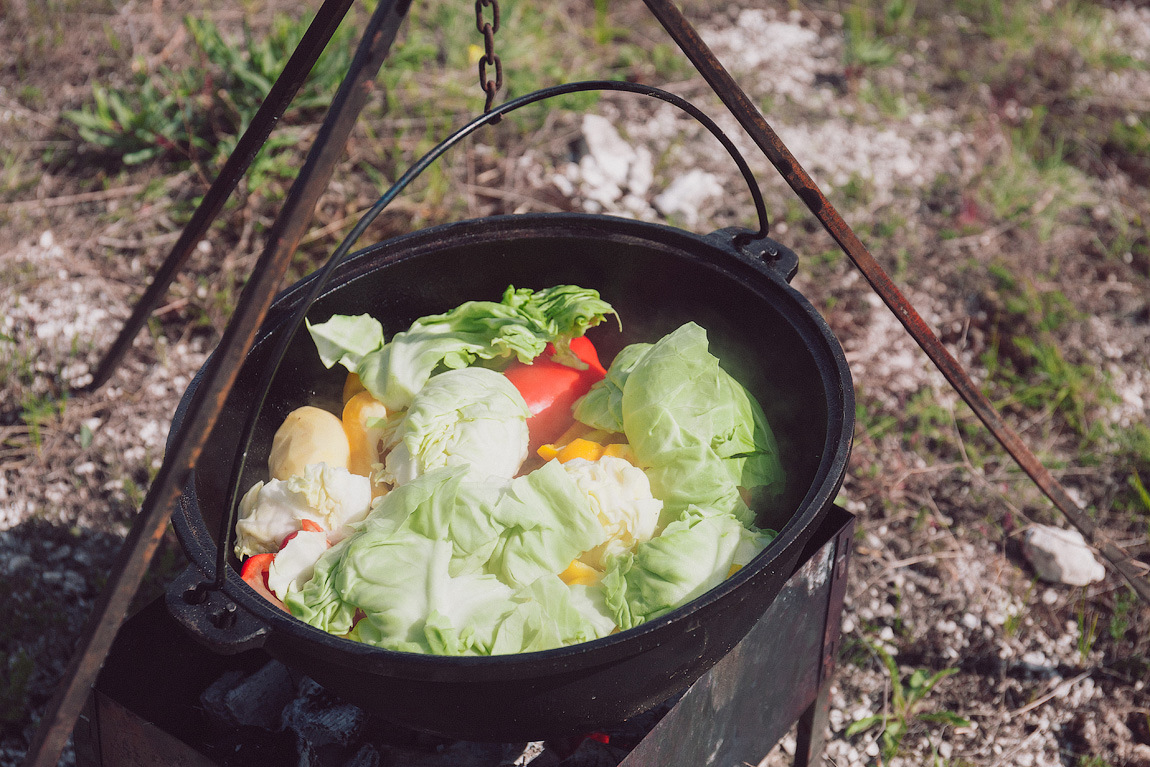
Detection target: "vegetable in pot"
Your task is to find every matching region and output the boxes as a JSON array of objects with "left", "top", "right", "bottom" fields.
[{"left": 234, "top": 285, "right": 785, "bottom": 656}]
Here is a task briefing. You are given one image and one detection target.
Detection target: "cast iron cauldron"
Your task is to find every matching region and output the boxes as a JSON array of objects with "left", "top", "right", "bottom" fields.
[{"left": 166, "top": 212, "right": 854, "bottom": 741}]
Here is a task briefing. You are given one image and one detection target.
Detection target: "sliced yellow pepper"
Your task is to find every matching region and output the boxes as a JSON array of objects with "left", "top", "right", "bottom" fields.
[
  {"left": 538, "top": 435, "right": 637, "bottom": 466},
  {"left": 557, "top": 438, "right": 605, "bottom": 463},
  {"left": 342, "top": 371, "right": 367, "bottom": 405},
  {"left": 342, "top": 390, "right": 388, "bottom": 478},
  {"left": 602, "top": 443, "right": 637, "bottom": 464},
  {"left": 559, "top": 559, "right": 602, "bottom": 586}
]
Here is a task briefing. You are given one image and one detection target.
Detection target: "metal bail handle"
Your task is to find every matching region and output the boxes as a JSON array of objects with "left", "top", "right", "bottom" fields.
[{"left": 208, "top": 78, "right": 780, "bottom": 594}]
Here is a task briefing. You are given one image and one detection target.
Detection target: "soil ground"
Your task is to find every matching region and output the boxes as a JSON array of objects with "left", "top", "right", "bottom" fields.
[{"left": 1, "top": 1, "right": 1149, "bottom": 766}]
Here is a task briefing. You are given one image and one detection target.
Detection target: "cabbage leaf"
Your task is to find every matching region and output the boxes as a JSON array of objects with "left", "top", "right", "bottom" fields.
[
  {"left": 379, "top": 367, "right": 530, "bottom": 486},
  {"left": 602, "top": 508, "right": 772, "bottom": 631},
  {"left": 349, "top": 285, "right": 616, "bottom": 410},
  {"left": 486, "top": 459, "right": 608, "bottom": 588},
  {"left": 616, "top": 322, "right": 784, "bottom": 528}
]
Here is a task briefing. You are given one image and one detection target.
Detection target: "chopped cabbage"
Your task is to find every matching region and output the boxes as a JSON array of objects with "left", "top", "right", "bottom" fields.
[
  {"left": 613, "top": 322, "right": 785, "bottom": 529},
  {"left": 287, "top": 465, "right": 613, "bottom": 655},
  {"left": 267, "top": 530, "right": 329, "bottom": 599},
  {"left": 305, "top": 313, "right": 384, "bottom": 372},
  {"left": 351, "top": 285, "right": 615, "bottom": 410},
  {"left": 379, "top": 367, "right": 530, "bottom": 486},
  {"left": 602, "top": 508, "right": 774, "bottom": 631},
  {"left": 571, "top": 342, "right": 651, "bottom": 433}
]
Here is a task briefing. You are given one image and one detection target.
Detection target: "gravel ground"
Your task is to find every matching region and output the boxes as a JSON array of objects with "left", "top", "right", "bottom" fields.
[{"left": 2, "top": 2, "right": 1149, "bottom": 766}]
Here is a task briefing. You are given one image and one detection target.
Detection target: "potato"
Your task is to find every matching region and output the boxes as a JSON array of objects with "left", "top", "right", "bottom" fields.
[{"left": 268, "top": 405, "right": 351, "bottom": 480}]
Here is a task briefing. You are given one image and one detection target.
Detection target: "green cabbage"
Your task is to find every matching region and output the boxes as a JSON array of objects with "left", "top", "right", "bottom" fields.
[
  {"left": 308, "top": 285, "right": 616, "bottom": 411},
  {"left": 305, "top": 313, "right": 384, "bottom": 372},
  {"left": 571, "top": 342, "right": 652, "bottom": 433},
  {"left": 379, "top": 367, "right": 530, "bottom": 486},
  {"left": 588, "top": 322, "right": 784, "bottom": 529},
  {"left": 287, "top": 463, "right": 611, "bottom": 655},
  {"left": 284, "top": 304, "right": 789, "bottom": 655},
  {"left": 486, "top": 459, "right": 608, "bottom": 588},
  {"left": 602, "top": 508, "right": 774, "bottom": 631}
]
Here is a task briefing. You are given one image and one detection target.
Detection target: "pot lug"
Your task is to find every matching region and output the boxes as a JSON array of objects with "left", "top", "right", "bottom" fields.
[
  {"left": 165, "top": 566, "right": 270, "bottom": 654},
  {"left": 707, "top": 227, "right": 799, "bottom": 283}
]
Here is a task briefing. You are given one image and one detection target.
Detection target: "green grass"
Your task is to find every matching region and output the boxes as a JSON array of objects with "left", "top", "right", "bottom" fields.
[
  {"left": 61, "top": 0, "right": 677, "bottom": 217},
  {"left": 65, "top": 9, "right": 357, "bottom": 184},
  {"left": 847, "top": 639, "right": 970, "bottom": 762},
  {"left": 841, "top": 0, "right": 916, "bottom": 69},
  {"left": 20, "top": 393, "right": 66, "bottom": 451},
  {"left": 979, "top": 261, "right": 1115, "bottom": 440}
]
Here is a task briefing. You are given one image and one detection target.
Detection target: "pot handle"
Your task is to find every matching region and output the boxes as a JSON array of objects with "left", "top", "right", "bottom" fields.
[
  {"left": 709, "top": 227, "right": 800, "bottom": 284},
  {"left": 165, "top": 566, "right": 270, "bottom": 654}
]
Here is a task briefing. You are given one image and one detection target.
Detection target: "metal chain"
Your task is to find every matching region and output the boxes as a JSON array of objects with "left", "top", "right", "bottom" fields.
[{"left": 474, "top": 0, "right": 502, "bottom": 113}]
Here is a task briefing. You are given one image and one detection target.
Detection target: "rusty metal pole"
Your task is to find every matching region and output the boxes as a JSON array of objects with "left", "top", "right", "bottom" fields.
[
  {"left": 640, "top": 0, "right": 1150, "bottom": 603},
  {"left": 22, "top": 2, "right": 414, "bottom": 764}
]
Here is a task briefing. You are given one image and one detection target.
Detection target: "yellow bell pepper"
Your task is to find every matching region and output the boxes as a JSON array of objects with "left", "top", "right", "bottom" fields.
[
  {"left": 559, "top": 559, "right": 602, "bottom": 586},
  {"left": 342, "top": 390, "right": 388, "bottom": 478}
]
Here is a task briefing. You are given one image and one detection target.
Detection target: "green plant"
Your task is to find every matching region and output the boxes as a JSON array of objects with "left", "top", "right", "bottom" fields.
[
  {"left": 1109, "top": 587, "right": 1136, "bottom": 642},
  {"left": 1077, "top": 757, "right": 1114, "bottom": 767},
  {"left": 847, "top": 641, "right": 970, "bottom": 762},
  {"left": 66, "top": 10, "right": 356, "bottom": 174},
  {"left": 978, "top": 141, "right": 1086, "bottom": 241},
  {"left": 842, "top": 0, "right": 898, "bottom": 68},
  {"left": 980, "top": 262, "right": 1115, "bottom": 440},
  {"left": 21, "top": 392, "right": 65, "bottom": 450},
  {"left": 1130, "top": 471, "right": 1150, "bottom": 513},
  {"left": 1076, "top": 597, "right": 1100, "bottom": 661}
]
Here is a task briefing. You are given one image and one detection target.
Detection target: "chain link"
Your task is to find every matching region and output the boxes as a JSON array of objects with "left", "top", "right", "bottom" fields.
[{"left": 474, "top": 0, "right": 502, "bottom": 113}]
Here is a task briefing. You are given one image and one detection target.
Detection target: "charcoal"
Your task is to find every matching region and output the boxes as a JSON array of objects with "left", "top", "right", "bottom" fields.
[
  {"left": 222, "top": 660, "right": 297, "bottom": 731},
  {"left": 199, "top": 670, "right": 248, "bottom": 726},
  {"left": 500, "top": 741, "right": 561, "bottom": 767},
  {"left": 283, "top": 678, "right": 367, "bottom": 748},
  {"left": 500, "top": 741, "right": 560, "bottom": 766}
]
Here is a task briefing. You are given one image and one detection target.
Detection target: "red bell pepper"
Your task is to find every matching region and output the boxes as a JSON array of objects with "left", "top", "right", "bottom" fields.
[
  {"left": 279, "top": 518, "right": 325, "bottom": 549},
  {"left": 503, "top": 336, "right": 607, "bottom": 454},
  {"left": 239, "top": 552, "right": 286, "bottom": 610}
]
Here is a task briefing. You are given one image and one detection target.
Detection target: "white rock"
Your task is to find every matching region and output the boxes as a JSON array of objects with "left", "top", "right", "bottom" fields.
[
  {"left": 572, "top": 115, "right": 656, "bottom": 217},
  {"left": 1021, "top": 525, "right": 1106, "bottom": 586},
  {"left": 581, "top": 114, "right": 634, "bottom": 187},
  {"left": 653, "top": 169, "right": 724, "bottom": 228}
]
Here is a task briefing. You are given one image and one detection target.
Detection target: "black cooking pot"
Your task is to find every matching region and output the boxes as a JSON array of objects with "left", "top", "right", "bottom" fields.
[{"left": 166, "top": 211, "right": 853, "bottom": 741}]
